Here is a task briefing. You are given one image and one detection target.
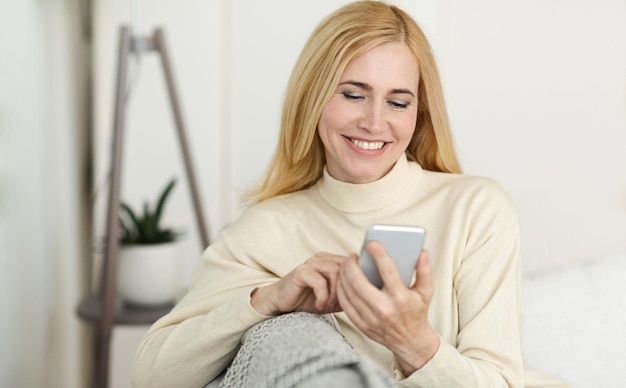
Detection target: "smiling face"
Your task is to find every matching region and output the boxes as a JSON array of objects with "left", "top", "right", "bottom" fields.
[{"left": 317, "top": 42, "right": 419, "bottom": 184}]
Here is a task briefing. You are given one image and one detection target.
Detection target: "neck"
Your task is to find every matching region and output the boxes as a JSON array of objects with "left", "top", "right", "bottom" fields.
[{"left": 316, "top": 154, "right": 420, "bottom": 213}]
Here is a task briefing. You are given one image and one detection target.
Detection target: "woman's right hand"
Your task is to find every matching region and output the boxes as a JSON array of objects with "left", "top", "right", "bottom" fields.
[{"left": 250, "top": 252, "right": 351, "bottom": 316}]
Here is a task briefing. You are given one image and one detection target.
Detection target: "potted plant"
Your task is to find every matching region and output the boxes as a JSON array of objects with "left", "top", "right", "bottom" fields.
[{"left": 117, "top": 177, "right": 184, "bottom": 307}]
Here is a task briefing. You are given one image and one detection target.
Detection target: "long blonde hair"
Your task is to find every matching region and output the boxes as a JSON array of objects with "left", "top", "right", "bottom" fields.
[{"left": 248, "top": 1, "right": 461, "bottom": 202}]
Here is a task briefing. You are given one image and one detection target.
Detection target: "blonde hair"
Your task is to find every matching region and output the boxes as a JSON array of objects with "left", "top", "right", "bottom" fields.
[{"left": 248, "top": 0, "right": 461, "bottom": 202}]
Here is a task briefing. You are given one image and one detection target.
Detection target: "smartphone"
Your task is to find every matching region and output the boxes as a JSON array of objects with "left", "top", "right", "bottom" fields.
[{"left": 358, "top": 224, "right": 426, "bottom": 288}]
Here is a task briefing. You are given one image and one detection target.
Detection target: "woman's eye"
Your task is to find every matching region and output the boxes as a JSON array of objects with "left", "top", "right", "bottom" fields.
[
  {"left": 388, "top": 100, "right": 409, "bottom": 109},
  {"left": 342, "top": 92, "right": 364, "bottom": 101}
]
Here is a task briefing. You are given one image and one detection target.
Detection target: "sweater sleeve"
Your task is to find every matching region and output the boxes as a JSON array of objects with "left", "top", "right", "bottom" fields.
[
  {"left": 399, "top": 183, "right": 525, "bottom": 387},
  {"left": 132, "top": 233, "right": 277, "bottom": 388}
]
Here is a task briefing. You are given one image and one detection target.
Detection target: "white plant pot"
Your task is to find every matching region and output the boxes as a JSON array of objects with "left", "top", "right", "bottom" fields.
[{"left": 117, "top": 242, "right": 182, "bottom": 307}]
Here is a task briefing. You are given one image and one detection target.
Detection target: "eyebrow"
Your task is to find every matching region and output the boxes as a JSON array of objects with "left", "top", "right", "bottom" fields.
[{"left": 339, "top": 80, "right": 415, "bottom": 97}]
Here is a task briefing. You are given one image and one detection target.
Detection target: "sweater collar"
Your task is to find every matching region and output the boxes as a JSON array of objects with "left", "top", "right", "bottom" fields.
[{"left": 316, "top": 153, "right": 420, "bottom": 213}]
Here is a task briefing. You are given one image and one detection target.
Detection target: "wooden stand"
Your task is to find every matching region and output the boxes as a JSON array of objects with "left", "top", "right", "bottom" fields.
[{"left": 77, "top": 26, "right": 210, "bottom": 388}]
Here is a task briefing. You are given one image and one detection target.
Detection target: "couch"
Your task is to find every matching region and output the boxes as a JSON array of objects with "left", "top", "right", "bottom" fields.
[{"left": 522, "top": 252, "right": 626, "bottom": 387}]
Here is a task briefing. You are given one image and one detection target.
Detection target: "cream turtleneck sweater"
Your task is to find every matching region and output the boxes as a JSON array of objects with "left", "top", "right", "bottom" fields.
[{"left": 134, "top": 154, "right": 533, "bottom": 387}]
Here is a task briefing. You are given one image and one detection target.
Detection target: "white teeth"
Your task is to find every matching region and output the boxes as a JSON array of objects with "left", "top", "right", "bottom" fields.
[{"left": 350, "top": 138, "right": 385, "bottom": 150}]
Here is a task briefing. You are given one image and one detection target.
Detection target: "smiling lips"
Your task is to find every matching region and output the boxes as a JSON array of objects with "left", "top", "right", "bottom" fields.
[{"left": 348, "top": 137, "right": 386, "bottom": 150}]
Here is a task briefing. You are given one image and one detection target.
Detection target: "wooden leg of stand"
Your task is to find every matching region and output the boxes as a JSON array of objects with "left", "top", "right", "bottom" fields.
[
  {"left": 92, "top": 325, "right": 110, "bottom": 388},
  {"left": 154, "top": 28, "right": 210, "bottom": 249},
  {"left": 90, "top": 327, "right": 100, "bottom": 388},
  {"left": 94, "top": 25, "right": 132, "bottom": 388}
]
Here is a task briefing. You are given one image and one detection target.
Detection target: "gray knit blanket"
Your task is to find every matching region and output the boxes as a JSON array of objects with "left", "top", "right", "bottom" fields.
[{"left": 205, "top": 312, "right": 397, "bottom": 388}]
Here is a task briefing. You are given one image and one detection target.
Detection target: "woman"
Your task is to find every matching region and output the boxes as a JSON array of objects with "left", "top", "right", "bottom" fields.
[{"left": 133, "top": 2, "right": 565, "bottom": 387}]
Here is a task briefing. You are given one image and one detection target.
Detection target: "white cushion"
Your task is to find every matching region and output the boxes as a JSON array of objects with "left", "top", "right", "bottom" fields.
[{"left": 522, "top": 252, "right": 626, "bottom": 388}]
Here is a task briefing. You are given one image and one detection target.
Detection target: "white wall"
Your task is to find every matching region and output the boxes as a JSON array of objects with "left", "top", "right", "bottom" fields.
[
  {"left": 92, "top": 0, "right": 626, "bottom": 386},
  {"left": 444, "top": 1, "right": 626, "bottom": 271},
  {"left": 1, "top": 1, "right": 91, "bottom": 387}
]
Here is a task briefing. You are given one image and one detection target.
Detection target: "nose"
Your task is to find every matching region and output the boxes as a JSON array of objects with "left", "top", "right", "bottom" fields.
[{"left": 358, "top": 101, "right": 384, "bottom": 134}]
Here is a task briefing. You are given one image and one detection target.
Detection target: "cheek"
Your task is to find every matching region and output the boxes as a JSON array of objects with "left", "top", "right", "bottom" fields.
[
  {"left": 319, "top": 102, "right": 346, "bottom": 140},
  {"left": 322, "top": 99, "right": 358, "bottom": 129},
  {"left": 394, "top": 114, "right": 418, "bottom": 142},
  {"left": 317, "top": 111, "right": 332, "bottom": 146}
]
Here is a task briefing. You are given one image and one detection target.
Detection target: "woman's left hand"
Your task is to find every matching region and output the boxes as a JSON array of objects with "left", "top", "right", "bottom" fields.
[{"left": 336, "top": 241, "right": 440, "bottom": 376}]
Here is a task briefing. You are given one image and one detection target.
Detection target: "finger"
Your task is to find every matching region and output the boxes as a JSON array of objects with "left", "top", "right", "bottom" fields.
[
  {"left": 323, "top": 267, "right": 338, "bottom": 310},
  {"left": 338, "top": 256, "right": 380, "bottom": 322},
  {"left": 411, "top": 250, "right": 433, "bottom": 299},
  {"left": 337, "top": 264, "right": 370, "bottom": 327},
  {"left": 342, "top": 253, "right": 375, "bottom": 291},
  {"left": 310, "top": 252, "right": 348, "bottom": 266},
  {"left": 292, "top": 268, "right": 331, "bottom": 311},
  {"left": 309, "top": 277, "right": 330, "bottom": 310},
  {"left": 367, "top": 241, "right": 405, "bottom": 291},
  {"left": 306, "top": 258, "right": 344, "bottom": 307}
]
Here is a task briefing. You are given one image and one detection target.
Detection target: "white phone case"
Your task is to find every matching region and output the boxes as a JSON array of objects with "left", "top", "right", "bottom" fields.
[{"left": 359, "top": 224, "right": 426, "bottom": 288}]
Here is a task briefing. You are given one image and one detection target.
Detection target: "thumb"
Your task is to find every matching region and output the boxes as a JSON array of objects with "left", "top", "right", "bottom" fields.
[{"left": 411, "top": 250, "right": 433, "bottom": 299}]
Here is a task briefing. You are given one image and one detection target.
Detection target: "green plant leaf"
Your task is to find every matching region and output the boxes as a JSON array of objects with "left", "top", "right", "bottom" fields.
[
  {"left": 121, "top": 202, "right": 141, "bottom": 232},
  {"left": 154, "top": 178, "right": 176, "bottom": 227},
  {"left": 117, "top": 178, "right": 179, "bottom": 245},
  {"left": 119, "top": 217, "right": 133, "bottom": 243}
]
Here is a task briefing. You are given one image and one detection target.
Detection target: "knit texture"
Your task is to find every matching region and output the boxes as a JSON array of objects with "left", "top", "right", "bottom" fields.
[{"left": 216, "top": 312, "right": 396, "bottom": 388}]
